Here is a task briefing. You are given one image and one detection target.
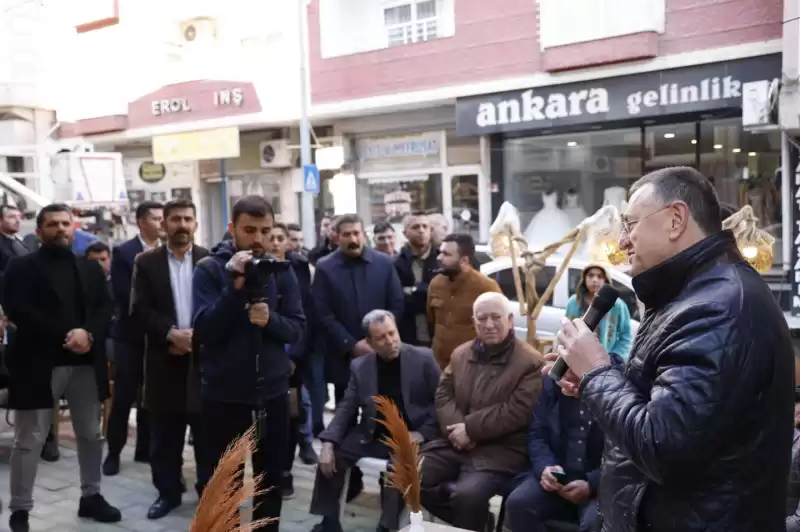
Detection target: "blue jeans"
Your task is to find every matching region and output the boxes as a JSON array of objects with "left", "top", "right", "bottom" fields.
[{"left": 505, "top": 474, "right": 598, "bottom": 532}]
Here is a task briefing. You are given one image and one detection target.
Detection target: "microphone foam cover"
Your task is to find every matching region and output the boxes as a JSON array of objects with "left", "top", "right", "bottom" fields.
[{"left": 591, "top": 284, "right": 620, "bottom": 314}]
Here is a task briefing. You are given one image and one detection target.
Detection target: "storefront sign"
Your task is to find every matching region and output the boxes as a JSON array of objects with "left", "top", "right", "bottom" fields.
[
  {"left": 455, "top": 54, "right": 782, "bottom": 136},
  {"left": 138, "top": 162, "right": 166, "bottom": 183},
  {"left": 358, "top": 134, "right": 440, "bottom": 160},
  {"left": 129, "top": 81, "right": 261, "bottom": 129},
  {"left": 152, "top": 126, "right": 241, "bottom": 164}
]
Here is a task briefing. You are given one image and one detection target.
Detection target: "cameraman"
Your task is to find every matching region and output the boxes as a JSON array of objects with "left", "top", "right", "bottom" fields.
[{"left": 192, "top": 196, "right": 305, "bottom": 530}]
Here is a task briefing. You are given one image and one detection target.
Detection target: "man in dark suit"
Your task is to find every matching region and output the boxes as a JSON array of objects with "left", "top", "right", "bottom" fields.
[
  {"left": 312, "top": 213, "right": 404, "bottom": 404},
  {"left": 0, "top": 204, "right": 33, "bottom": 296},
  {"left": 104, "top": 200, "right": 164, "bottom": 476},
  {"left": 310, "top": 310, "right": 440, "bottom": 532},
  {"left": 4, "top": 203, "right": 120, "bottom": 531},
  {"left": 131, "top": 199, "right": 211, "bottom": 519},
  {"left": 393, "top": 212, "right": 438, "bottom": 347}
]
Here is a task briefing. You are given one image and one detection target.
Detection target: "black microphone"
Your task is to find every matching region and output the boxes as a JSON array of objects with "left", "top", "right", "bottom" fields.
[{"left": 549, "top": 284, "right": 620, "bottom": 383}]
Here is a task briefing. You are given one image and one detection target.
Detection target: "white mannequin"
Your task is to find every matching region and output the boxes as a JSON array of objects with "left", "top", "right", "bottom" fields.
[
  {"left": 523, "top": 191, "right": 573, "bottom": 253},
  {"left": 603, "top": 186, "right": 628, "bottom": 213},
  {"left": 563, "top": 191, "right": 588, "bottom": 229}
]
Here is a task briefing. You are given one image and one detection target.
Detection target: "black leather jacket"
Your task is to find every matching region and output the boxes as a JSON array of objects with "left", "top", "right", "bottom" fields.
[{"left": 580, "top": 230, "right": 794, "bottom": 532}]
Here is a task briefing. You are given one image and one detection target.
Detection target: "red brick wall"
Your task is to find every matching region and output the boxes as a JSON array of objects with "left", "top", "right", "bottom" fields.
[{"left": 308, "top": 0, "right": 782, "bottom": 104}]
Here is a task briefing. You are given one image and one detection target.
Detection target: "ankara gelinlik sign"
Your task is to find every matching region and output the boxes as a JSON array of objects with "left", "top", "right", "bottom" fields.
[{"left": 455, "top": 54, "right": 782, "bottom": 136}]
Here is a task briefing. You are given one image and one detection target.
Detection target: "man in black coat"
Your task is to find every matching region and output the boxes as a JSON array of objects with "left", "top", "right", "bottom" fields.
[
  {"left": 4, "top": 204, "right": 120, "bottom": 531},
  {"left": 393, "top": 212, "right": 438, "bottom": 347},
  {"left": 130, "top": 199, "right": 211, "bottom": 519},
  {"left": 104, "top": 200, "right": 163, "bottom": 476},
  {"left": 551, "top": 167, "right": 795, "bottom": 532}
]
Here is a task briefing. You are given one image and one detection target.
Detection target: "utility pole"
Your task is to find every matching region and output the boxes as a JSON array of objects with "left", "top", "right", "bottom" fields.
[{"left": 297, "top": 0, "right": 316, "bottom": 248}]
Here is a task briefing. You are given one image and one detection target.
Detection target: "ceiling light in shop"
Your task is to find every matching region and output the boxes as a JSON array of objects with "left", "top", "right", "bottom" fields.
[
  {"left": 748, "top": 152, "right": 757, "bottom": 157},
  {"left": 691, "top": 139, "right": 697, "bottom": 144},
  {"left": 732, "top": 148, "right": 741, "bottom": 153},
  {"left": 713, "top": 144, "right": 723, "bottom": 149},
  {"left": 663, "top": 133, "right": 675, "bottom": 139},
  {"left": 567, "top": 141, "right": 578, "bottom": 147}
]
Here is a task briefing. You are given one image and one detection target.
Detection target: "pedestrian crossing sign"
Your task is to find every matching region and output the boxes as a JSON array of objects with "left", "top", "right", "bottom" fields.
[
  {"left": 75, "top": 191, "right": 84, "bottom": 202},
  {"left": 302, "top": 164, "right": 320, "bottom": 194}
]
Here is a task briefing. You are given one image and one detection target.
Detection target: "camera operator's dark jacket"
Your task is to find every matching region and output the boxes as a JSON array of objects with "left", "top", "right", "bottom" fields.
[
  {"left": 192, "top": 240, "right": 306, "bottom": 404},
  {"left": 580, "top": 231, "right": 794, "bottom": 532}
]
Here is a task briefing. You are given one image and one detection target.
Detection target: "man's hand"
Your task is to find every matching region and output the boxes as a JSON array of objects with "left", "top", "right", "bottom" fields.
[
  {"left": 63, "top": 329, "right": 91, "bottom": 354},
  {"left": 226, "top": 250, "right": 252, "bottom": 291},
  {"left": 351, "top": 339, "right": 372, "bottom": 358},
  {"left": 248, "top": 302, "right": 270, "bottom": 327},
  {"left": 542, "top": 352, "right": 581, "bottom": 398},
  {"left": 319, "top": 442, "right": 336, "bottom": 478},
  {"left": 446, "top": 423, "right": 472, "bottom": 450},
  {"left": 168, "top": 328, "right": 193, "bottom": 354},
  {"left": 540, "top": 465, "right": 564, "bottom": 493},
  {"left": 560, "top": 480, "right": 591, "bottom": 504},
  {"left": 410, "top": 431, "right": 424, "bottom": 444},
  {"left": 555, "top": 318, "right": 611, "bottom": 380}
]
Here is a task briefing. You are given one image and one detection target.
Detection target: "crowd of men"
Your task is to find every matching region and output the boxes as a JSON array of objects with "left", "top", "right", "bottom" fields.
[{"left": 0, "top": 164, "right": 795, "bottom": 532}]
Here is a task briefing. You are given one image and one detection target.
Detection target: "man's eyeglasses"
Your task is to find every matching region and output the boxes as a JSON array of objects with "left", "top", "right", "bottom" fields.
[{"left": 621, "top": 204, "right": 673, "bottom": 235}]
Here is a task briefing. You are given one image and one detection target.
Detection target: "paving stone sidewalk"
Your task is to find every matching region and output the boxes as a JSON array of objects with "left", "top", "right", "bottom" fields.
[{"left": 0, "top": 418, "right": 383, "bottom": 532}]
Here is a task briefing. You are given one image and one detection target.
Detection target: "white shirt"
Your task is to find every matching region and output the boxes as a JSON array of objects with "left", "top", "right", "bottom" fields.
[{"left": 138, "top": 235, "right": 160, "bottom": 252}]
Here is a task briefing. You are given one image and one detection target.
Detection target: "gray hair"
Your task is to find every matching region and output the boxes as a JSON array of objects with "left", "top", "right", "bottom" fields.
[
  {"left": 361, "top": 309, "right": 395, "bottom": 338},
  {"left": 629, "top": 166, "right": 721, "bottom": 236}
]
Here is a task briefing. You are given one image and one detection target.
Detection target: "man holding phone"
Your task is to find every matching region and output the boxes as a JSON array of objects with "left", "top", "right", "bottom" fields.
[{"left": 505, "top": 355, "right": 621, "bottom": 532}]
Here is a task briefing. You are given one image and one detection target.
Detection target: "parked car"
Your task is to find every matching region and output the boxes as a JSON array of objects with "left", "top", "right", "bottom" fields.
[{"left": 475, "top": 245, "right": 641, "bottom": 343}]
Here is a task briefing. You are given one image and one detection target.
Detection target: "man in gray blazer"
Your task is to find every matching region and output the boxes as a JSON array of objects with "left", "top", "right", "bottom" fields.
[{"left": 309, "top": 309, "right": 441, "bottom": 532}]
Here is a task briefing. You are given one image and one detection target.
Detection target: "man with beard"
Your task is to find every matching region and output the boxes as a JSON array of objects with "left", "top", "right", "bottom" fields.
[
  {"left": 104, "top": 201, "right": 164, "bottom": 476},
  {"left": 394, "top": 212, "right": 438, "bottom": 347},
  {"left": 4, "top": 203, "right": 120, "bottom": 531},
  {"left": 550, "top": 167, "right": 794, "bottom": 532},
  {"left": 427, "top": 233, "right": 500, "bottom": 369},
  {"left": 130, "top": 199, "right": 210, "bottom": 519},
  {"left": 193, "top": 195, "right": 305, "bottom": 531}
]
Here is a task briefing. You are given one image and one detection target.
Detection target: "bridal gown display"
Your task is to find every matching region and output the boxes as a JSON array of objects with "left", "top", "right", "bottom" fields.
[
  {"left": 523, "top": 191, "right": 574, "bottom": 252},
  {"left": 563, "top": 192, "right": 588, "bottom": 229}
]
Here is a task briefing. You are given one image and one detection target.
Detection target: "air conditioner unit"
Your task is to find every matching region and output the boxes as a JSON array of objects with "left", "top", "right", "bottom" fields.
[
  {"left": 260, "top": 140, "right": 292, "bottom": 168},
  {"left": 742, "top": 78, "right": 780, "bottom": 131},
  {"left": 179, "top": 17, "right": 217, "bottom": 44},
  {"left": 591, "top": 156, "right": 611, "bottom": 174}
]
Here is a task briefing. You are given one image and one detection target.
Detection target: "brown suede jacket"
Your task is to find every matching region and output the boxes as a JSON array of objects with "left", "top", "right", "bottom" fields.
[{"left": 426, "top": 267, "right": 501, "bottom": 369}]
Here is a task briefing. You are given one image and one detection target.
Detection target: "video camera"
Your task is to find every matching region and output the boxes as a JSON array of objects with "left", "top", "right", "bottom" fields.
[{"left": 243, "top": 255, "right": 291, "bottom": 302}]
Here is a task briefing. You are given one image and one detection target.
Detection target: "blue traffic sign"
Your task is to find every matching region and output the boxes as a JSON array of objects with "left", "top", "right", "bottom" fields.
[{"left": 302, "top": 164, "right": 320, "bottom": 194}]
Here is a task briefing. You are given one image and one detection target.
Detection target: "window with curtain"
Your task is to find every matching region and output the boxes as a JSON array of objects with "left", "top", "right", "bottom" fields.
[{"left": 384, "top": 0, "right": 438, "bottom": 47}]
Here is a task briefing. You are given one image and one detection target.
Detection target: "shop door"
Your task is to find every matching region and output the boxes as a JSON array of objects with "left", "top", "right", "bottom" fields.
[
  {"left": 444, "top": 165, "right": 490, "bottom": 243},
  {"left": 202, "top": 180, "right": 226, "bottom": 247}
]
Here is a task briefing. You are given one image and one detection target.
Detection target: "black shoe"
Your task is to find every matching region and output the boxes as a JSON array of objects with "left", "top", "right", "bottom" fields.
[
  {"left": 281, "top": 473, "right": 294, "bottom": 499},
  {"left": 311, "top": 518, "right": 343, "bottom": 532},
  {"left": 77, "top": 494, "right": 122, "bottom": 523},
  {"left": 147, "top": 496, "right": 181, "bottom": 519},
  {"left": 298, "top": 443, "right": 319, "bottom": 465},
  {"left": 376, "top": 526, "right": 390, "bottom": 532},
  {"left": 40, "top": 437, "right": 59, "bottom": 462},
  {"left": 9, "top": 510, "right": 29, "bottom": 532},
  {"left": 346, "top": 466, "right": 364, "bottom": 503},
  {"left": 102, "top": 454, "right": 120, "bottom": 476}
]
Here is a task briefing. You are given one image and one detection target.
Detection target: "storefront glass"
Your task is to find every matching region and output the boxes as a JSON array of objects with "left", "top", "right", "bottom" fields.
[
  {"left": 356, "top": 174, "right": 443, "bottom": 224},
  {"left": 503, "top": 119, "right": 783, "bottom": 268}
]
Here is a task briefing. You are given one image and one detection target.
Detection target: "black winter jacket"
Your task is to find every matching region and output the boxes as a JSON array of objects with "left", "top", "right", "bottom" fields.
[{"left": 580, "top": 230, "right": 794, "bottom": 532}]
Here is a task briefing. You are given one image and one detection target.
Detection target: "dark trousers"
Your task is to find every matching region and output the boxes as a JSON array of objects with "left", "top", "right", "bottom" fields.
[
  {"left": 151, "top": 412, "right": 211, "bottom": 501},
  {"left": 203, "top": 396, "right": 289, "bottom": 532},
  {"left": 309, "top": 431, "right": 404, "bottom": 530},
  {"left": 505, "top": 474, "right": 598, "bottom": 532},
  {"left": 420, "top": 446, "right": 512, "bottom": 531},
  {"left": 284, "top": 386, "right": 306, "bottom": 472},
  {"left": 106, "top": 342, "right": 150, "bottom": 457},
  {"left": 309, "top": 351, "right": 326, "bottom": 435}
]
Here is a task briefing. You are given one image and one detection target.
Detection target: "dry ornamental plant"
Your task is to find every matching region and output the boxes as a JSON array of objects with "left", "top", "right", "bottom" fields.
[
  {"left": 190, "top": 425, "right": 277, "bottom": 532},
  {"left": 373, "top": 395, "right": 423, "bottom": 513}
]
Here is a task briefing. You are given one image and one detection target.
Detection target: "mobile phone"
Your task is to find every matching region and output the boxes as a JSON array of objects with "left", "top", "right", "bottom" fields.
[{"left": 551, "top": 471, "right": 568, "bottom": 484}]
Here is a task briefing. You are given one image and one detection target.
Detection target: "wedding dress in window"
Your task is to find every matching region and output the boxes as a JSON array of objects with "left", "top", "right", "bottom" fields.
[
  {"left": 563, "top": 191, "right": 588, "bottom": 229},
  {"left": 523, "top": 191, "right": 574, "bottom": 253}
]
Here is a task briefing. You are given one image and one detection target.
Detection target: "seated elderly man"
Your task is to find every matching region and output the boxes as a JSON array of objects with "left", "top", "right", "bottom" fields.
[
  {"left": 420, "top": 292, "right": 543, "bottom": 531},
  {"left": 309, "top": 310, "right": 441, "bottom": 532},
  {"left": 505, "top": 353, "right": 622, "bottom": 532}
]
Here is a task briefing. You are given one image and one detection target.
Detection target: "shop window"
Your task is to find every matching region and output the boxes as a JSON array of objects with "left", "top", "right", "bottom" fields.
[
  {"left": 491, "top": 266, "right": 555, "bottom": 308},
  {"left": 644, "top": 123, "right": 697, "bottom": 172},
  {"left": 699, "top": 118, "right": 783, "bottom": 268},
  {"left": 503, "top": 128, "right": 640, "bottom": 253},
  {"left": 356, "top": 173, "right": 443, "bottom": 225}
]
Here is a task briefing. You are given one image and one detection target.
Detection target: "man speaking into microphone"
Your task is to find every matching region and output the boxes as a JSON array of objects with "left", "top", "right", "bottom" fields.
[{"left": 548, "top": 167, "right": 794, "bottom": 532}]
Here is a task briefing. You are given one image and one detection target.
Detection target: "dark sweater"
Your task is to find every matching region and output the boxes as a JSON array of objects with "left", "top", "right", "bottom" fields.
[
  {"left": 40, "top": 244, "right": 89, "bottom": 366},
  {"left": 373, "top": 355, "right": 410, "bottom": 442}
]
